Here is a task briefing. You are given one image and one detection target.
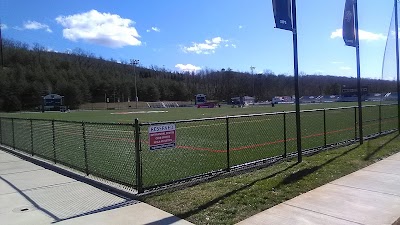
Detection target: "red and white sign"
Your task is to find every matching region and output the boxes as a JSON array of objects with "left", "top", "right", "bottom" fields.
[{"left": 148, "top": 124, "right": 176, "bottom": 151}]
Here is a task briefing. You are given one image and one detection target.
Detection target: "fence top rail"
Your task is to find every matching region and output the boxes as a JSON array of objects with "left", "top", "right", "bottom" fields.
[
  {"left": 370, "top": 103, "right": 397, "bottom": 107},
  {"left": 363, "top": 104, "right": 381, "bottom": 108}
]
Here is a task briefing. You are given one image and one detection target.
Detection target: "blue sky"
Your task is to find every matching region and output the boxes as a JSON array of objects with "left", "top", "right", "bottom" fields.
[{"left": 0, "top": 0, "right": 395, "bottom": 79}]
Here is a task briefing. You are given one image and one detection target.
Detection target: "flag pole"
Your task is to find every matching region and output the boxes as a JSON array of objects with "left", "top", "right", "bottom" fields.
[
  {"left": 292, "top": 0, "right": 302, "bottom": 162},
  {"left": 0, "top": 18, "right": 4, "bottom": 69},
  {"left": 354, "top": 0, "right": 363, "bottom": 144},
  {"left": 395, "top": 0, "right": 400, "bottom": 132}
]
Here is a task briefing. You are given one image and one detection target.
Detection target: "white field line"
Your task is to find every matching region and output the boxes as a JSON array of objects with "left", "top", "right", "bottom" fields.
[
  {"left": 111, "top": 111, "right": 168, "bottom": 115},
  {"left": 85, "top": 117, "right": 273, "bottom": 135}
]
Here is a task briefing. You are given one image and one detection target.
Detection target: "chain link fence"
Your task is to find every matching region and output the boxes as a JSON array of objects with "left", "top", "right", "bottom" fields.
[
  {"left": 0, "top": 118, "right": 137, "bottom": 191},
  {"left": 0, "top": 103, "right": 398, "bottom": 193}
]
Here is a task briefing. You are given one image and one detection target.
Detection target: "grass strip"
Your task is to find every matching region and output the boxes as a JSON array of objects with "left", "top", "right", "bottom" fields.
[{"left": 144, "top": 132, "right": 400, "bottom": 225}]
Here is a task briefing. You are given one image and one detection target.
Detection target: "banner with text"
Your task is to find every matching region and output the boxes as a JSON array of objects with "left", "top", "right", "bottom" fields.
[
  {"left": 343, "top": 0, "right": 356, "bottom": 47},
  {"left": 272, "top": 0, "right": 293, "bottom": 31},
  {"left": 148, "top": 124, "right": 176, "bottom": 151}
]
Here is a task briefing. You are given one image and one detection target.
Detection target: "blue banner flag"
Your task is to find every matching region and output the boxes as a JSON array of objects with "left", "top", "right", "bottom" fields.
[
  {"left": 343, "top": 0, "right": 356, "bottom": 47},
  {"left": 272, "top": 0, "right": 293, "bottom": 31}
]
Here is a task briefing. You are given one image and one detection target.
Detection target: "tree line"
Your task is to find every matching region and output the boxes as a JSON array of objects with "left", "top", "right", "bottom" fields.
[{"left": 0, "top": 39, "right": 396, "bottom": 111}]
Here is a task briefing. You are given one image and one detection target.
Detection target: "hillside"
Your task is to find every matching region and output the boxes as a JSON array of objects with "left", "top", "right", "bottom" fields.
[{"left": 0, "top": 39, "right": 396, "bottom": 111}]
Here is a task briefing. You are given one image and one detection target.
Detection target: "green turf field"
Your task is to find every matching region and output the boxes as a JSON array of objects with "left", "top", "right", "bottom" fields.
[
  {"left": 0, "top": 102, "right": 398, "bottom": 191},
  {"left": 0, "top": 102, "right": 375, "bottom": 123}
]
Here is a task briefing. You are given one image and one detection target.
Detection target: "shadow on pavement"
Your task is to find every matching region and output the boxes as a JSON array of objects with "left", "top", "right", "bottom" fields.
[{"left": 0, "top": 175, "right": 138, "bottom": 223}]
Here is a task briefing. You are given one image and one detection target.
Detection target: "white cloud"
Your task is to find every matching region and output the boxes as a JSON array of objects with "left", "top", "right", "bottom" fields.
[
  {"left": 330, "top": 28, "right": 386, "bottom": 41},
  {"left": 151, "top": 27, "right": 160, "bottom": 32},
  {"left": 21, "top": 21, "right": 52, "bottom": 32},
  {"left": 147, "top": 27, "right": 160, "bottom": 33},
  {"left": 238, "top": 25, "right": 243, "bottom": 29},
  {"left": 0, "top": 23, "right": 8, "bottom": 30},
  {"left": 340, "top": 66, "right": 351, "bottom": 71},
  {"left": 56, "top": 9, "right": 141, "bottom": 48},
  {"left": 175, "top": 64, "right": 201, "bottom": 72},
  {"left": 231, "top": 44, "right": 237, "bottom": 48},
  {"left": 182, "top": 37, "right": 230, "bottom": 54},
  {"left": 45, "top": 47, "right": 59, "bottom": 53},
  {"left": 330, "top": 29, "right": 342, "bottom": 39}
]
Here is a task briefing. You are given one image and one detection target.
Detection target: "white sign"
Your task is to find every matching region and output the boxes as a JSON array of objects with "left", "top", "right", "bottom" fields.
[{"left": 148, "top": 124, "right": 176, "bottom": 151}]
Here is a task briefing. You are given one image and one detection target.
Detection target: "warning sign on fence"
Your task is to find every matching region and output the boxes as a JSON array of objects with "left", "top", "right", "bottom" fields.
[{"left": 148, "top": 124, "right": 176, "bottom": 151}]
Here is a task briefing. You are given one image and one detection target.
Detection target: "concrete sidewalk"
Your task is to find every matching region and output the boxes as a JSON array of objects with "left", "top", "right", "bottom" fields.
[
  {"left": 0, "top": 150, "right": 192, "bottom": 225},
  {"left": 237, "top": 152, "right": 400, "bottom": 225}
]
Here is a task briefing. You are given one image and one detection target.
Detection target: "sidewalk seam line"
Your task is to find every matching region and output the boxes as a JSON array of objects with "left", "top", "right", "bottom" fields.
[
  {"left": 0, "top": 160, "right": 23, "bottom": 164},
  {"left": 0, "top": 168, "right": 45, "bottom": 175},
  {"left": 328, "top": 183, "right": 400, "bottom": 197},
  {"left": 0, "top": 180, "right": 79, "bottom": 196},
  {"left": 381, "top": 159, "right": 400, "bottom": 162},
  {"left": 282, "top": 203, "right": 365, "bottom": 225},
  {"left": 362, "top": 169, "right": 400, "bottom": 176}
]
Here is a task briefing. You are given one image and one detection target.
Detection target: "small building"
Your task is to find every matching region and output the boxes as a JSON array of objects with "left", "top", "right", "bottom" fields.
[
  {"left": 340, "top": 86, "right": 368, "bottom": 102},
  {"left": 41, "top": 94, "right": 65, "bottom": 112},
  {"left": 195, "top": 94, "right": 207, "bottom": 105}
]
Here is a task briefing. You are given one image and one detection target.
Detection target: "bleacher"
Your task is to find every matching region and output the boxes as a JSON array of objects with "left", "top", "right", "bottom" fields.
[
  {"left": 299, "top": 93, "right": 397, "bottom": 104},
  {"left": 300, "top": 95, "right": 340, "bottom": 104},
  {"left": 320, "top": 95, "right": 340, "bottom": 103},
  {"left": 383, "top": 92, "right": 398, "bottom": 101},
  {"left": 339, "top": 96, "right": 358, "bottom": 102},
  {"left": 146, "top": 102, "right": 180, "bottom": 108},
  {"left": 366, "top": 93, "right": 383, "bottom": 102},
  {"left": 300, "top": 96, "right": 318, "bottom": 103}
]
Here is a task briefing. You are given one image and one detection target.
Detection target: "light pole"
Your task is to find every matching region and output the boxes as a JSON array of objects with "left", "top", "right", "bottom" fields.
[
  {"left": 250, "top": 66, "right": 255, "bottom": 97},
  {"left": 130, "top": 59, "right": 139, "bottom": 109}
]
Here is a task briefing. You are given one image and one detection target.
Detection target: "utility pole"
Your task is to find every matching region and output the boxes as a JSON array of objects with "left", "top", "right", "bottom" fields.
[{"left": 130, "top": 59, "right": 140, "bottom": 109}]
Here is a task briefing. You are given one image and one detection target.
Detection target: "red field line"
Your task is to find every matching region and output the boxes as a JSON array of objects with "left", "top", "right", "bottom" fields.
[
  {"left": 60, "top": 117, "right": 396, "bottom": 154},
  {"left": 229, "top": 126, "right": 353, "bottom": 152},
  {"left": 176, "top": 145, "right": 219, "bottom": 152},
  {"left": 179, "top": 118, "right": 396, "bottom": 153}
]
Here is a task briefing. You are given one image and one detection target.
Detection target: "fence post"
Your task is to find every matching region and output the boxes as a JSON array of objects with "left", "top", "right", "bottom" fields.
[
  {"left": 52, "top": 120, "right": 57, "bottom": 163},
  {"left": 379, "top": 104, "right": 382, "bottom": 134},
  {"left": 226, "top": 116, "right": 230, "bottom": 171},
  {"left": 134, "top": 119, "right": 143, "bottom": 193},
  {"left": 82, "top": 122, "right": 89, "bottom": 175},
  {"left": 354, "top": 107, "right": 358, "bottom": 141},
  {"left": 12, "top": 118, "right": 15, "bottom": 149},
  {"left": 283, "top": 113, "right": 287, "bottom": 158},
  {"left": 30, "top": 120, "right": 34, "bottom": 156},
  {"left": 323, "top": 109, "right": 327, "bottom": 147}
]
